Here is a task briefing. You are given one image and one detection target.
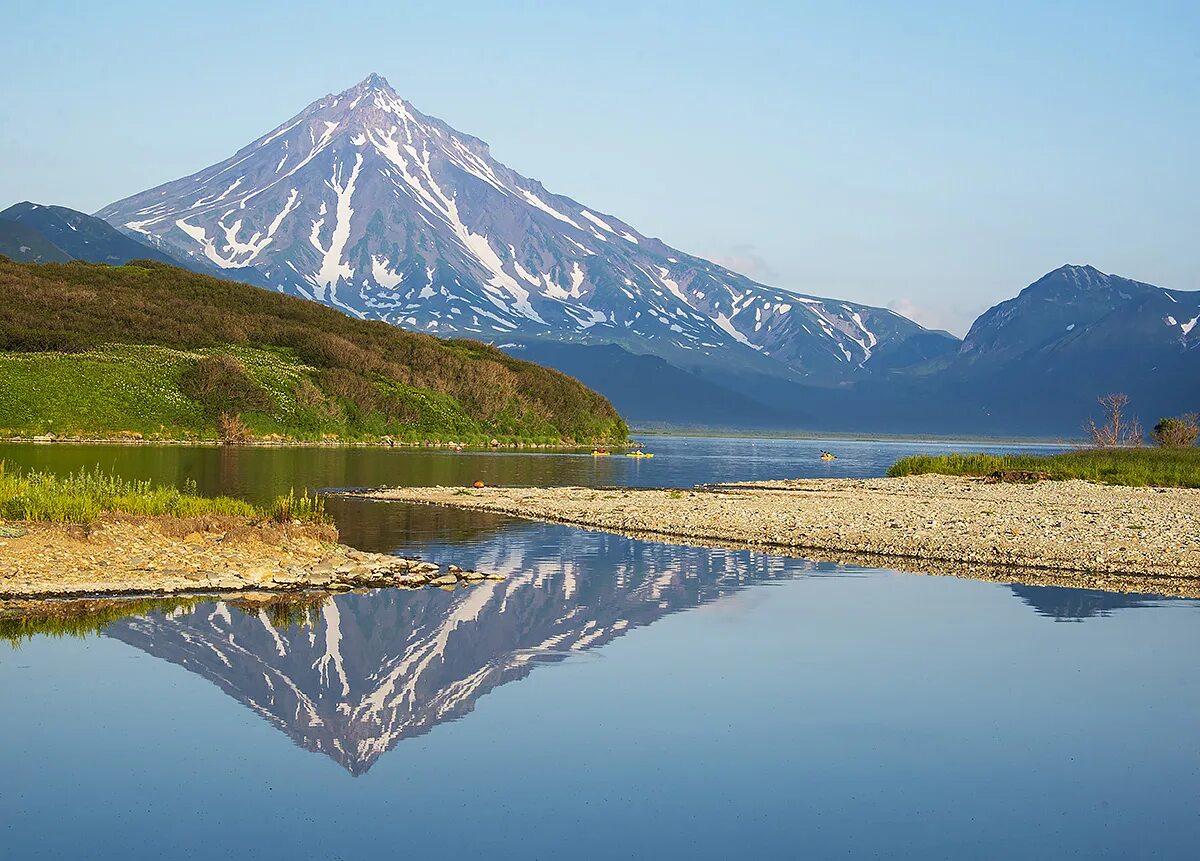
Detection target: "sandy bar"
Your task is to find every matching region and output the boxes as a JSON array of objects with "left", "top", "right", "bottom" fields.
[{"left": 342, "top": 475, "right": 1200, "bottom": 597}]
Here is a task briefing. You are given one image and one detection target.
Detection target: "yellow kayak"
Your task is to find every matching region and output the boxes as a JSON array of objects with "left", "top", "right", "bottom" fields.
[
  {"left": 626, "top": 452, "right": 655, "bottom": 458},
  {"left": 591, "top": 450, "right": 611, "bottom": 456}
]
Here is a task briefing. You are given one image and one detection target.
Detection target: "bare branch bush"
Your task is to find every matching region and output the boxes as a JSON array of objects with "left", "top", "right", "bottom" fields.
[
  {"left": 1083, "top": 393, "right": 1144, "bottom": 448},
  {"left": 217, "top": 412, "right": 251, "bottom": 445}
]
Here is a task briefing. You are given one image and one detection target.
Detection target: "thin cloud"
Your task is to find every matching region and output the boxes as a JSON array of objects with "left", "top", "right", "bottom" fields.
[
  {"left": 709, "top": 244, "right": 777, "bottom": 282},
  {"left": 887, "top": 298, "right": 982, "bottom": 338}
]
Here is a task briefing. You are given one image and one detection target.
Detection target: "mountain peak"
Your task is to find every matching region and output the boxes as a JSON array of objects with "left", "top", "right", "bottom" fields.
[
  {"left": 1050, "top": 263, "right": 1101, "bottom": 277},
  {"left": 1056, "top": 263, "right": 1111, "bottom": 280},
  {"left": 315, "top": 72, "right": 425, "bottom": 134},
  {"left": 1022, "top": 264, "right": 1115, "bottom": 297},
  {"left": 352, "top": 72, "right": 394, "bottom": 95}
]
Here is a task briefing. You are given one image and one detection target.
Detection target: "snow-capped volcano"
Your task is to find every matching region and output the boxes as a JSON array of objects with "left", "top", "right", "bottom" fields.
[{"left": 98, "top": 73, "right": 954, "bottom": 379}]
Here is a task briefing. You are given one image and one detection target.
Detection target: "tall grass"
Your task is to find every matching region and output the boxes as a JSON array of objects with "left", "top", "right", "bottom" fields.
[
  {"left": 0, "top": 462, "right": 328, "bottom": 525},
  {"left": 887, "top": 448, "right": 1200, "bottom": 488},
  {"left": 270, "top": 488, "right": 326, "bottom": 524}
]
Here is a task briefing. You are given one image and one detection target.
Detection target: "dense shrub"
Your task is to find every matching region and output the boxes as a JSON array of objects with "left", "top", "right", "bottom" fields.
[
  {"left": 180, "top": 354, "right": 271, "bottom": 416},
  {"left": 1152, "top": 414, "right": 1199, "bottom": 448}
]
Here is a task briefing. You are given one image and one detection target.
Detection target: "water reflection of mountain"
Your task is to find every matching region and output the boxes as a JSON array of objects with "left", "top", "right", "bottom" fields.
[
  {"left": 1008, "top": 584, "right": 1162, "bottom": 621},
  {"left": 105, "top": 526, "right": 831, "bottom": 774}
]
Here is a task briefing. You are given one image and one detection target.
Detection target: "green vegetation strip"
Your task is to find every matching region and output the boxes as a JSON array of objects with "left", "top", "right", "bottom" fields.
[
  {"left": 0, "top": 462, "right": 326, "bottom": 525},
  {"left": 888, "top": 449, "right": 1200, "bottom": 489},
  {"left": 0, "top": 257, "right": 628, "bottom": 444}
]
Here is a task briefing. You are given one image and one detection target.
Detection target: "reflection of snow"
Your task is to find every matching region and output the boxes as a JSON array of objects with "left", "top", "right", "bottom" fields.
[{"left": 105, "top": 526, "right": 808, "bottom": 774}]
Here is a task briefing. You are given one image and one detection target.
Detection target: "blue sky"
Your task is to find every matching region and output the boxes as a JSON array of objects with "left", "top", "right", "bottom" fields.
[{"left": 1, "top": 0, "right": 1196, "bottom": 334}]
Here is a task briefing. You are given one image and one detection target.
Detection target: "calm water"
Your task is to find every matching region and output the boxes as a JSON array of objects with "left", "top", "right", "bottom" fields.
[
  {"left": 2, "top": 436, "right": 1198, "bottom": 860},
  {"left": 0, "top": 435, "right": 1065, "bottom": 549}
]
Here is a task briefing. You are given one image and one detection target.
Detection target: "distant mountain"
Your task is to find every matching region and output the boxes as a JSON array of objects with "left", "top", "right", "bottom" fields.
[
  {"left": 511, "top": 264, "right": 1200, "bottom": 434},
  {"left": 97, "top": 73, "right": 957, "bottom": 388},
  {"left": 0, "top": 217, "right": 72, "bottom": 263},
  {"left": 958, "top": 264, "right": 1199, "bottom": 370},
  {"left": 923, "top": 264, "right": 1200, "bottom": 433},
  {"left": 0, "top": 202, "right": 178, "bottom": 265},
  {"left": 505, "top": 341, "right": 796, "bottom": 428}
]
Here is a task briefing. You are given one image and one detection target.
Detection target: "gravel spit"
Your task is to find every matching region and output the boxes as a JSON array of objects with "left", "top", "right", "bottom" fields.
[{"left": 346, "top": 476, "right": 1200, "bottom": 597}]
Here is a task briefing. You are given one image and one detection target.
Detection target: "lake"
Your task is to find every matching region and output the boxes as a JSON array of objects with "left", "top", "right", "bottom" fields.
[{"left": 2, "top": 436, "right": 1198, "bottom": 860}]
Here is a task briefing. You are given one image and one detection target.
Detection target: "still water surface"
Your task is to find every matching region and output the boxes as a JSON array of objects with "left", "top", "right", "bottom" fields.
[{"left": 2, "top": 436, "right": 1197, "bottom": 859}]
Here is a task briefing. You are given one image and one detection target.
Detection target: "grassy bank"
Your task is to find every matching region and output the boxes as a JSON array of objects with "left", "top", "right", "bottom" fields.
[
  {"left": 888, "top": 448, "right": 1200, "bottom": 488},
  {"left": 0, "top": 343, "right": 508, "bottom": 443},
  {"left": 0, "top": 462, "right": 325, "bottom": 525},
  {"left": 0, "top": 257, "right": 629, "bottom": 444}
]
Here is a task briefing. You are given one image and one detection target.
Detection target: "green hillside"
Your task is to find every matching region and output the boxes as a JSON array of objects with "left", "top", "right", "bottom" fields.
[{"left": 0, "top": 257, "right": 628, "bottom": 444}]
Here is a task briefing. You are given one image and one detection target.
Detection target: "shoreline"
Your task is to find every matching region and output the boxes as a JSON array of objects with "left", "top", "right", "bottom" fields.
[
  {"left": 0, "top": 516, "right": 501, "bottom": 600},
  {"left": 0, "top": 431, "right": 1074, "bottom": 449},
  {"left": 0, "top": 436, "right": 627, "bottom": 450},
  {"left": 340, "top": 475, "right": 1200, "bottom": 597},
  {"left": 630, "top": 428, "right": 1076, "bottom": 447}
]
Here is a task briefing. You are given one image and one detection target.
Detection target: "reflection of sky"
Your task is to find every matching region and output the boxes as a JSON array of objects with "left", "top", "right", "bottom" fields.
[{"left": 3, "top": 526, "right": 1198, "bottom": 859}]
